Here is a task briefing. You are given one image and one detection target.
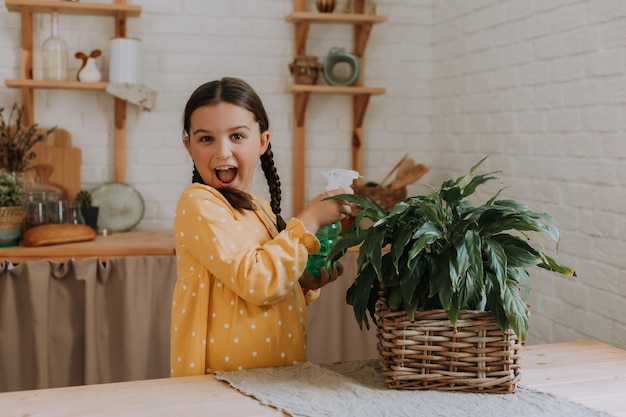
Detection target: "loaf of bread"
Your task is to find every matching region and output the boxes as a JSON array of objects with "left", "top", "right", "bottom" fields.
[{"left": 21, "top": 224, "right": 97, "bottom": 247}]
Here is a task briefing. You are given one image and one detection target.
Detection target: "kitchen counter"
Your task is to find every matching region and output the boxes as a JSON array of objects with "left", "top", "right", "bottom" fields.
[
  {"left": 0, "top": 340, "right": 624, "bottom": 417},
  {"left": 0, "top": 229, "right": 175, "bottom": 262}
]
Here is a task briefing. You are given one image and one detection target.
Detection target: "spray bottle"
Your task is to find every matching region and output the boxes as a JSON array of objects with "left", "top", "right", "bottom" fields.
[{"left": 304, "top": 169, "right": 360, "bottom": 279}]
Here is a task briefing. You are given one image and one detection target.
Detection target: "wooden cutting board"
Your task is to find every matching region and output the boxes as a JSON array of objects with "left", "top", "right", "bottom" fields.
[{"left": 26, "top": 128, "right": 82, "bottom": 200}]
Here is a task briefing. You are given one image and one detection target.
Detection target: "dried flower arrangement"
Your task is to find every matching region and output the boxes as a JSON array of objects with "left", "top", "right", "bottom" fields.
[{"left": 0, "top": 103, "right": 56, "bottom": 172}]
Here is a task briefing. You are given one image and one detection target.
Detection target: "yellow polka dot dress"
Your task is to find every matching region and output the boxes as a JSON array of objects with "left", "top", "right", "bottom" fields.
[{"left": 170, "top": 184, "right": 321, "bottom": 376}]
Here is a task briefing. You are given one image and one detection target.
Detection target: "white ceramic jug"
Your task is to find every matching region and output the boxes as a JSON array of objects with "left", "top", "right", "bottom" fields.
[{"left": 78, "top": 57, "right": 102, "bottom": 82}]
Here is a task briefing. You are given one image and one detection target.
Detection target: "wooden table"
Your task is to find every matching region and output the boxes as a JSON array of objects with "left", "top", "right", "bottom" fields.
[
  {"left": 0, "top": 340, "right": 623, "bottom": 417},
  {"left": 522, "top": 340, "right": 626, "bottom": 416},
  {"left": 0, "top": 229, "right": 175, "bottom": 262}
]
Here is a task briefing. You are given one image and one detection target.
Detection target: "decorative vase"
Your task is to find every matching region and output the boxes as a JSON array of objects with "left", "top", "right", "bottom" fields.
[
  {"left": 322, "top": 47, "right": 361, "bottom": 86},
  {"left": 289, "top": 55, "right": 322, "bottom": 85},
  {"left": 76, "top": 50, "right": 103, "bottom": 82},
  {"left": 315, "top": 0, "right": 336, "bottom": 13},
  {"left": 0, "top": 206, "right": 25, "bottom": 247},
  {"left": 78, "top": 58, "right": 101, "bottom": 82}
]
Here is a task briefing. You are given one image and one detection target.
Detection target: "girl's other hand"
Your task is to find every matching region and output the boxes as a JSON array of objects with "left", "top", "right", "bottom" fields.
[
  {"left": 299, "top": 262, "right": 344, "bottom": 292},
  {"left": 297, "top": 187, "right": 353, "bottom": 234}
]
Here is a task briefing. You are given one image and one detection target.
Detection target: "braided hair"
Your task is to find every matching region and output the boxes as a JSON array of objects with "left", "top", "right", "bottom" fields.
[{"left": 183, "top": 77, "right": 286, "bottom": 231}]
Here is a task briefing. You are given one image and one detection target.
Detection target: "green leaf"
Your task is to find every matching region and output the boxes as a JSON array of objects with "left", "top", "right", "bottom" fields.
[
  {"left": 325, "top": 193, "right": 386, "bottom": 217},
  {"left": 483, "top": 238, "right": 507, "bottom": 297},
  {"left": 346, "top": 262, "right": 378, "bottom": 329},
  {"left": 490, "top": 234, "right": 541, "bottom": 268},
  {"left": 407, "top": 223, "right": 443, "bottom": 261},
  {"left": 464, "top": 230, "right": 483, "bottom": 288},
  {"left": 387, "top": 285, "right": 403, "bottom": 310},
  {"left": 433, "top": 251, "right": 454, "bottom": 309},
  {"left": 391, "top": 226, "right": 414, "bottom": 272},
  {"left": 460, "top": 171, "right": 500, "bottom": 199},
  {"left": 362, "top": 225, "right": 386, "bottom": 278},
  {"left": 508, "top": 266, "right": 531, "bottom": 300},
  {"left": 399, "top": 253, "right": 424, "bottom": 307},
  {"left": 502, "top": 279, "right": 529, "bottom": 341},
  {"left": 538, "top": 253, "right": 577, "bottom": 277}
]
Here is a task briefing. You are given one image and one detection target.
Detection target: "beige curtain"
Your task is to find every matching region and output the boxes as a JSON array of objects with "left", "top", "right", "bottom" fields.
[
  {"left": 0, "top": 256, "right": 176, "bottom": 392},
  {"left": 307, "top": 251, "right": 379, "bottom": 364},
  {"left": 0, "top": 251, "right": 374, "bottom": 393}
]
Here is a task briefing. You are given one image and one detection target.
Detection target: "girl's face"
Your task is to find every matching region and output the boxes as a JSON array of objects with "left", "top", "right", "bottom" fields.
[{"left": 184, "top": 102, "right": 269, "bottom": 193}]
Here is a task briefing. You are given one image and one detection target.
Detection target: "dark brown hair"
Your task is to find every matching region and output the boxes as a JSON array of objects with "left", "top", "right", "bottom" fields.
[{"left": 183, "top": 77, "right": 286, "bottom": 231}]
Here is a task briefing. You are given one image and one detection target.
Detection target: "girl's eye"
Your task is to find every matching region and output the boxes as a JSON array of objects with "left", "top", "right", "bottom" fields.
[
  {"left": 199, "top": 135, "right": 213, "bottom": 142},
  {"left": 231, "top": 133, "right": 245, "bottom": 140}
]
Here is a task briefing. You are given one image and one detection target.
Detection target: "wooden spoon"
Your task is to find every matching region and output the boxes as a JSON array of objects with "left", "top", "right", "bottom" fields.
[{"left": 389, "top": 164, "right": 429, "bottom": 189}]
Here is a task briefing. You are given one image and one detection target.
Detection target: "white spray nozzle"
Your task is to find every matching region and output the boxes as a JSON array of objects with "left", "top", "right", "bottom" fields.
[{"left": 322, "top": 169, "right": 360, "bottom": 191}]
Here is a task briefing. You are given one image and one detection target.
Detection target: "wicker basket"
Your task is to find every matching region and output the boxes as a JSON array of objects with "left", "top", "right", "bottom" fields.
[
  {"left": 0, "top": 206, "right": 24, "bottom": 247},
  {"left": 376, "top": 295, "right": 521, "bottom": 393},
  {"left": 352, "top": 183, "right": 406, "bottom": 212}
]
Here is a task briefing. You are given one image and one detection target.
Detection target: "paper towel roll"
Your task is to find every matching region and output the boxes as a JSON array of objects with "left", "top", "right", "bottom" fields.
[{"left": 109, "top": 37, "right": 141, "bottom": 83}]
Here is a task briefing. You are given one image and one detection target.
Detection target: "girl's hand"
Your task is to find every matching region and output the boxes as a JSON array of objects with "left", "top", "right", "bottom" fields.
[
  {"left": 297, "top": 187, "right": 353, "bottom": 234},
  {"left": 300, "top": 262, "right": 344, "bottom": 292}
]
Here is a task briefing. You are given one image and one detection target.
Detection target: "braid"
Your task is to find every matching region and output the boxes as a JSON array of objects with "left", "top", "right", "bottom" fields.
[
  {"left": 192, "top": 166, "right": 203, "bottom": 184},
  {"left": 260, "top": 143, "right": 286, "bottom": 231}
]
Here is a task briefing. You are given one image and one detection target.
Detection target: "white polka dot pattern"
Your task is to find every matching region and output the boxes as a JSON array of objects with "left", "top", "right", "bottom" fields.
[{"left": 170, "top": 184, "right": 320, "bottom": 376}]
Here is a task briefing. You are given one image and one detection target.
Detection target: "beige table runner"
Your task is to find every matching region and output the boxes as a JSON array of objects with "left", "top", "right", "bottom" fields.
[{"left": 216, "top": 360, "right": 614, "bottom": 417}]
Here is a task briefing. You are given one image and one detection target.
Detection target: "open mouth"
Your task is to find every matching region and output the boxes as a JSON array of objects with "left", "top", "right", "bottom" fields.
[{"left": 215, "top": 166, "right": 237, "bottom": 185}]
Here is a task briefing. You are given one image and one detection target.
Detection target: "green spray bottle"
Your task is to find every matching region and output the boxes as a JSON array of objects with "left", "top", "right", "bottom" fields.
[{"left": 304, "top": 169, "right": 359, "bottom": 279}]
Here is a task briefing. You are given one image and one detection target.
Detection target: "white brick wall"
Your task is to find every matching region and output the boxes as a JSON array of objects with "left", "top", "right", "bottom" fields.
[
  {"left": 431, "top": 0, "right": 626, "bottom": 349},
  {"left": 1, "top": 0, "right": 432, "bottom": 222},
  {"left": 1, "top": 0, "right": 624, "bottom": 349}
]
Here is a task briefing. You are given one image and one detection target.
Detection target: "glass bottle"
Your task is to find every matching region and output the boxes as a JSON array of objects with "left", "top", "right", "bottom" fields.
[{"left": 42, "top": 12, "right": 68, "bottom": 81}]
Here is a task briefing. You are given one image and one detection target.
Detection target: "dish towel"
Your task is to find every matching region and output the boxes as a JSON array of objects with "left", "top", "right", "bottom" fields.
[{"left": 215, "top": 360, "right": 613, "bottom": 417}]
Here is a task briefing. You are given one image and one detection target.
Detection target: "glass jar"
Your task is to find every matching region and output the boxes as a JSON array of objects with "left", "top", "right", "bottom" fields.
[{"left": 24, "top": 182, "right": 62, "bottom": 231}]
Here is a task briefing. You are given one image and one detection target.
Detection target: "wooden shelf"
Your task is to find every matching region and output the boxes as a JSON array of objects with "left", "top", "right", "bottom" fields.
[
  {"left": 287, "top": 0, "right": 386, "bottom": 213},
  {"left": 5, "top": 0, "right": 141, "bottom": 17},
  {"left": 285, "top": 85, "right": 385, "bottom": 95},
  {"left": 5, "top": 79, "right": 107, "bottom": 90},
  {"left": 0, "top": 230, "right": 174, "bottom": 263},
  {"left": 285, "top": 11, "right": 386, "bottom": 24},
  {"left": 4, "top": 0, "right": 141, "bottom": 183}
]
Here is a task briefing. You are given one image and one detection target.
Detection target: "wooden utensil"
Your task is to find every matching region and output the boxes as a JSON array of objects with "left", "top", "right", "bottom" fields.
[
  {"left": 378, "top": 153, "right": 409, "bottom": 187},
  {"left": 389, "top": 164, "right": 429, "bottom": 189},
  {"left": 28, "top": 128, "right": 81, "bottom": 200}
]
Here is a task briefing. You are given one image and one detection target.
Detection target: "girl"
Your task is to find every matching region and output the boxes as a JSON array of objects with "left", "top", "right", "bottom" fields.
[{"left": 171, "top": 77, "right": 353, "bottom": 375}]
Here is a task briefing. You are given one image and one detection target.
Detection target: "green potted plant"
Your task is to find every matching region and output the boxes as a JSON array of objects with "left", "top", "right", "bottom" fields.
[
  {"left": 0, "top": 170, "right": 26, "bottom": 247},
  {"left": 326, "top": 157, "right": 576, "bottom": 393},
  {"left": 75, "top": 189, "right": 99, "bottom": 231}
]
